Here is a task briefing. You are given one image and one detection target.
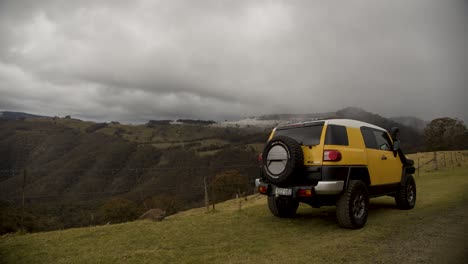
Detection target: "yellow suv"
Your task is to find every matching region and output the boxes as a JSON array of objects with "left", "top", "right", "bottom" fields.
[{"left": 255, "top": 119, "right": 416, "bottom": 229}]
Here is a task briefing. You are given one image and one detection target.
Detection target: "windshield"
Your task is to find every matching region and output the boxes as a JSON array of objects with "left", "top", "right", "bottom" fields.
[{"left": 274, "top": 124, "right": 324, "bottom": 145}]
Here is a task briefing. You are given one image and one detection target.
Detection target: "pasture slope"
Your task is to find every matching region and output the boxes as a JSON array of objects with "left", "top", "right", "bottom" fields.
[{"left": 1, "top": 151, "right": 467, "bottom": 264}]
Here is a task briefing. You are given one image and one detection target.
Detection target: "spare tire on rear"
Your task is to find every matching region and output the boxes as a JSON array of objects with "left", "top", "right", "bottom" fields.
[{"left": 262, "top": 136, "right": 304, "bottom": 185}]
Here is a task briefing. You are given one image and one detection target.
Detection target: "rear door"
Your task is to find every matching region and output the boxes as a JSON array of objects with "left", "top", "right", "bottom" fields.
[
  {"left": 361, "top": 127, "right": 401, "bottom": 185},
  {"left": 273, "top": 123, "right": 325, "bottom": 166}
]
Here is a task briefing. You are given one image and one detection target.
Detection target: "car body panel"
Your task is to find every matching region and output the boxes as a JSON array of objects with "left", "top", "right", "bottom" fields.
[
  {"left": 263, "top": 119, "right": 409, "bottom": 189},
  {"left": 323, "top": 126, "right": 367, "bottom": 166}
]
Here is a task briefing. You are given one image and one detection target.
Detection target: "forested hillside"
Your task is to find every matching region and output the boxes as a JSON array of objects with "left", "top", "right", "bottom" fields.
[{"left": 0, "top": 117, "right": 267, "bottom": 233}]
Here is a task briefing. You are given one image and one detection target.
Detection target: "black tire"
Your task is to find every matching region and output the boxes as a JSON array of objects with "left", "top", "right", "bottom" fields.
[
  {"left": 336, "top": 180, "right": 369, "bottom": 229},
  {"left": 395, "top": 175, "right": 416, "bottom": 210},
  {"left": 262, "top": 136, "right": 303, "bottom": 185},
  {"left": 268, "top": 196, "right": 299, "bottom": 218}
]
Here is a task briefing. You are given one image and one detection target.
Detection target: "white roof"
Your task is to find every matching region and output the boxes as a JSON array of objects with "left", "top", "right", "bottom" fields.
[
  {"left": 325, "top": 119, "right": 385, "bottom": 130},
  {"left": 277, "top": 119, "right": 386, "bottom": 131}
]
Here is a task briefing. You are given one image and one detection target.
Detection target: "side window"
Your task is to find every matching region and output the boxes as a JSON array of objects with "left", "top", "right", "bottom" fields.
[
  {"left": 361, "top": 127, "right": 393, "bottom": 151},
  {"left": 372, "top": 130, "right": 393, "bottom": 151},
  {"left": 325, "top": 125, "right": 349, "bottom": 145},
  {"left": 360, "top": 127, "right": 377, "bottom": 149}
]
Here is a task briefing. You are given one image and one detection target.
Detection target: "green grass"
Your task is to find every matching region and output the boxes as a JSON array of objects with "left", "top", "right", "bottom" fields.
[{"left": 1, "top": 165, "right": 467, "bottom": 263}]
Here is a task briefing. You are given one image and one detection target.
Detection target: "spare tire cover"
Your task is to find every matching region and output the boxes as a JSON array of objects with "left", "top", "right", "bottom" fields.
[{"left": 262, "top": 136, "right": 304, "bottom": 185}]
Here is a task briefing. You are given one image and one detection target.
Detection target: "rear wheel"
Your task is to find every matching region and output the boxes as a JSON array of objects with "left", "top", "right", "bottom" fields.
[
  {"left": 336, "top": 180, "right": 369, "bottom": 229},
  {"left": 268, "top": 196, "right": 299, "bottom": 218},
  {"left": 395, "top": 175, "right": 416, "bottom": 210}
]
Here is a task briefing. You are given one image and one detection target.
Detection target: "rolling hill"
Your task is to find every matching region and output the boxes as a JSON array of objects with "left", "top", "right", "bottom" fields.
[{"left": 0, "top": 117, "right": 267, "bottom": 233}]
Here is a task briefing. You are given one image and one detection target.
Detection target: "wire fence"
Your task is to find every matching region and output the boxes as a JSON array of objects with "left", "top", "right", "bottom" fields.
[{"left": 411, "top": 150, "right": 467, "bottom": 175}]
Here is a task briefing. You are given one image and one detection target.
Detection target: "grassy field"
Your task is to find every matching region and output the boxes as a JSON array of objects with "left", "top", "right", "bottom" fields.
[{"left": 1, "top": 154, "right": 467, "bottom": 263}]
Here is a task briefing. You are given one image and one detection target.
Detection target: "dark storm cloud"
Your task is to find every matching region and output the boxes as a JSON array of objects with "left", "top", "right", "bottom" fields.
[{"left": 0, "top": 0, "right": 466, "bottom": 122}]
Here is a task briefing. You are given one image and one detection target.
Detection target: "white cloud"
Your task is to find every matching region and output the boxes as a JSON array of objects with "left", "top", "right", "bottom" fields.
[{"left": 0, "top": 0, "right": 466, "bottom": 122}]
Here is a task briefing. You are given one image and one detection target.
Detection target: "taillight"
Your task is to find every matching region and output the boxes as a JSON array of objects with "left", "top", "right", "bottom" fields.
[
  {"left": 258, "top": 186, "right": 268, "bottom": 194},
  {"left": 324, "top": 150, "right": 342, "bottom": 161},
  {"left": 297, "top": 189, "right": 313, "bottom": 197}
]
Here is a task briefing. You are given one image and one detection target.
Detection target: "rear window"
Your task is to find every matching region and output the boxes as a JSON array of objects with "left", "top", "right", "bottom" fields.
[
  {"left": 274, "top": 124, "right": 324, "bottom": 145},
  {"left": 325, "top": 125, "right": 349, "bottom": 146}
]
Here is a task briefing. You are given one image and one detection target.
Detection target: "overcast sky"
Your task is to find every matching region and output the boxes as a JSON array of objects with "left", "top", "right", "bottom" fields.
[{"left": 0, "top": 0, "right": 466, "bottom": 123}]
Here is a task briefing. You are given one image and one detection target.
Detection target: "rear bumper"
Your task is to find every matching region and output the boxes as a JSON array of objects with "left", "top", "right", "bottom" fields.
[
  {"left": 315, "top": 181, "right": 345, "bottom": 195},
  {"left": 255, "top": 178, "right": 344, "bottom": 196}
]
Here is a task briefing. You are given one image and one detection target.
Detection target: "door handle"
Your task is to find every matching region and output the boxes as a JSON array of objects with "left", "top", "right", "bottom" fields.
[{"left": 381, "top": 155, "right": 387, "bottom": 160}]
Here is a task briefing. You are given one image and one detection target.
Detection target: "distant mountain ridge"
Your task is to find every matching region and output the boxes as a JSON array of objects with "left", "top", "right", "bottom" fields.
[
  {"left": 0, "top": 111, "right": 50, "bottom": 120},
  {"left": 1, "top": 107, "right": 425, "bottom": 152},
  {"left": 1, "top": 109, "right": 428, "bottom": 133}
]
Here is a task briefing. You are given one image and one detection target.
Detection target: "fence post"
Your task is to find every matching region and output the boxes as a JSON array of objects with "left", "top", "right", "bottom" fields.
[
  {"left": 211, "top": 178, "right": 216, "bottom": 211},
  {"left": 450, "top": 152, "right": 455, "bottom": 169},
  {"left": 434, "top": 152, "right": 438, "bottom": 170},
  {"left": 417, "top": 157, "right": 420, "bottom": 177},
  {"left": 204, "top": 175, "right": 209, "bottom": 212},
  {"left": 21, "top": 168, "right": 27, "bottom": 232}
]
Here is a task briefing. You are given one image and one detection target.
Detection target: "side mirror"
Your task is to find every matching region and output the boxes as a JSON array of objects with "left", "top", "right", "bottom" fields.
[
  {"left": 391, "top": 127, "right": 400, "bottom": 139},
  {"left": 393, "top": 140, "right": 400, "bottom": 151}
]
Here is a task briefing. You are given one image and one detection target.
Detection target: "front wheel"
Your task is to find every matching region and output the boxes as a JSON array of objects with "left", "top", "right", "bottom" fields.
[
  {"left": 268, "top": 196, "right": 299, "bottom": 218},
  {"left": 395, "top": 175, "right": 416, "bottom": 210},
  {"left": 336, "top": 180, "right": 369, "bottom": 229}
]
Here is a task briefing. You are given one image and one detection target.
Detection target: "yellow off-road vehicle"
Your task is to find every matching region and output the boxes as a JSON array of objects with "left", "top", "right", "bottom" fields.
[{"left": 256, "top": 119, "right": 416, "bottom": 229}]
